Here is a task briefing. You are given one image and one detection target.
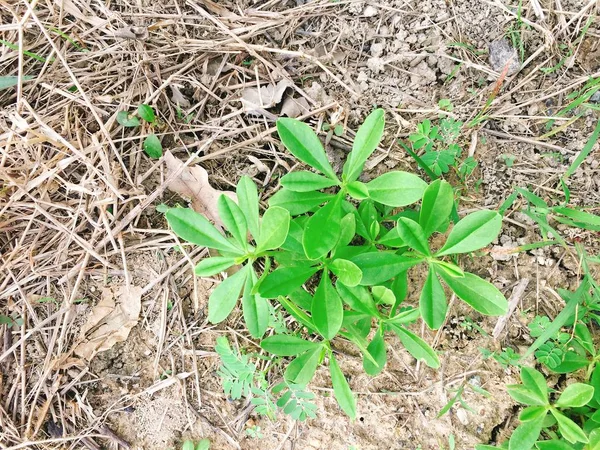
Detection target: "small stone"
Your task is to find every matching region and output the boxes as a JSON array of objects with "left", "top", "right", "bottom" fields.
[
  {"left": 370, "top": 42, "right": 385, "bottom": 58},
  {"left": 590, "top": 91, "right": 600, "bottom": 104},
  {"left": 488, "top": 39, "right": 521, "bottom": 75},
  {"left": 363, "top": 5, "right": 378, "bottom": 17},
  {"left": 456, "top": 408, "right": 469, "bottom": 425}
]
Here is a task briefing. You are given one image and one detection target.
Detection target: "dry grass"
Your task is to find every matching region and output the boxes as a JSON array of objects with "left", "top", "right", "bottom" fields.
[{"left": 1, "top": 0, "right": 600, "bottom": 448}]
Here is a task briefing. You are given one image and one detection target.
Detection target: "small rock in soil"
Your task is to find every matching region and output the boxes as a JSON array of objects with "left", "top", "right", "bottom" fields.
[{"left": 488, "top": 39, "right": 520, "bottom": 75}]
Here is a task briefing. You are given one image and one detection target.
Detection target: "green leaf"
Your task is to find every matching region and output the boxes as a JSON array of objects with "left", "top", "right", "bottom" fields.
[
  {"left": 280, "top": 171, "right": 339, "bottom": 192},
  {"left": 242, "top": 270, "right": 268, "bottom": 338},
  {"left": 279, "top": 295, "right": 316, "bottom": 332},
  {"left": 372, "top": 286, "right": 395, "bottom": 305},
  {"left": 236, "top": 176, "right": 260, "bottom": 240},
  {"left": 439, "top": 271, "right": 508, "bottom": 316},
  {"left": 419, "top": 179, "right": 454, "bottom": 237},
  {"left": 285, "top": 347, "right": 321, "bottom": 384},
  {"left": 288, "top": 288, "right": 313, "bottom": 310},
  {"left": 138, "top": 104, "right": 156, "bottom": 122},
  {"left": 508, "top": 414, "right": 545, "bottom": 450},
  {"left": 437, "top": 210, "right": 502, "bottom": 256},
  {"left": 196, "top": 439, "right": 211, "bottom": 450},
  {"left": 303, "top": 195, "right": 343, "bottom": 259},
  {"left": 330, "top": 259, "right": 362, "bottom": 287},
  {"left": 277, "top": 118, "right": 338, "bottom": 180},
  {"left": 366, "top": 171, "right": 427, "bottom": 207},
  {"left": 336, "top": 282, "right": 379, "bottom": 316},
  {"left": 592, "top": 364, "right": 600, "bottom": 404},
  {"left": 347, "top": 181, "right": 369, "bottom": 200},
  {"left": 535, "top": 441, "right": 576, "bottom": 450},
  {"left": 507, "top": 385, "right": 548, "bottom": 406},
  {"left": 390, "top": 324, "right": 440, "bottom": 368},
  {"left": 329, "top": 353, "right": 357, "bottom": 419},
  {"left": 551, "top": 410, "right": 588, "bottom": 444},
  {"left": 259, "top": 266, "right": 319, "bottom": 298},
  {"left": 208, "top": 265, "right": 249, "bottom": 323},
  {"left": 257, "top": 207, "right": 290, "bottom": 252},
  {"left": 351, "top": 252, "right": 423, "bottom": 285},
  {"left": 336, "top": 213, "right": 356, "bottom": 248},
  {"left": 312, "top": 272, "right": 344, "bottom": 340},
  {"left": 386, "top": 308, "right": 420, "bottom": 325},
  {"left": 555, "top": 383, "right": 594, "bottom": 408},
  {"left": 143, "top": 134, "right": 163, "bottom": 159},
  {"left": 396, "top": 217, "right": 430, "bottom": 256},
  {"left": 363, "top": 330, "right": 387, "bottom": 376},
  {"left": 519, "top": 406, "right": 548, "bottom": 422},
  {"left": 589, "top": 429, "right": 600, "bottom": 450},
  {"left": 420, "top": 266, "right": 447, "bottom": 329},
  {"left": 166, "top": 208, "right": 241, "bottom": 253},
  {"left": 182, "top": 440, "right": 195, "bottom": 450},
  {"left": 194, "top": 257, "right": 236, "bottom": 277},
  {"left": 0, "top": 75, "right": 32, "bottom": 90},
  {"left": 116, "top": 110, "right": 140, "bottom": 127},
  {"left": 217, "top": 195, "right": 248, "bottom": 250},
  {"left": 270, "top": 188, "right": 336, "bottom": 215},
  {"left": 432, "top": 260, "right": 464, "bottom": 277},
  {"left": 343, "top": 108, "right": 385, "bottom": 182},
  {"left": 261, "top": 335, "right": 321, "bottom": 356},
  {"left": 520, "top": 367, "right": 549, "bottom": 403}
]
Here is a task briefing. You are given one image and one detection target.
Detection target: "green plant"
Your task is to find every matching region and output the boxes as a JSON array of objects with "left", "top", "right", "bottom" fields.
[
  {"left": 407, "top": 115, "right": 476, "bottom": 180},
  {"left": 116, "top": 104, "right": 163, "bottom": 158},
  {"left": 480, "top": 346, "right": 521, "bottom": 370},
  {"left": 245, "top": 425, "right": 263, "bottom": 439},
  {"left": 215, "top": 336, "right": 316, "bottom": 421},
  {"left": 181, "top": 439, "right": 210, "bottom": 450},
  {"left": 480, "top": 366, "right": 600, "bottom": 449},
  {"left": 0, "top": 314, "right": 24, "bottom": 328},
  {"left": 164, "top": 109, "right": 508, "bottom": 418}
]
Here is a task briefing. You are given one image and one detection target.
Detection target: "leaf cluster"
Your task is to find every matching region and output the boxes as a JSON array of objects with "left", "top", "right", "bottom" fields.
[{"left": 165, "top": 109, "right": 509, "bottom": 418}]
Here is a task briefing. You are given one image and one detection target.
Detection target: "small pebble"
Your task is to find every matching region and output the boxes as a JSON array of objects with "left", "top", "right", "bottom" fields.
[{"left": 363, "top": 5, "right": 378, "bottom": 17}]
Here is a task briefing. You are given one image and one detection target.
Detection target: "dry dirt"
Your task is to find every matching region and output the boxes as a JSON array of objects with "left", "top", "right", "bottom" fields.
[{"left": 2, "top": 0, "right": 600, "bottom": 449}]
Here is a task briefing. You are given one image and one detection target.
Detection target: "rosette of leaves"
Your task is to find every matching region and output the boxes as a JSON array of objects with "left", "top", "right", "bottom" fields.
[
  {"left": 164, "top": 109, "right": 508, "bottom": 418},
  {"left": 477, "top": 366, "right": 600, "bottom": 450}
]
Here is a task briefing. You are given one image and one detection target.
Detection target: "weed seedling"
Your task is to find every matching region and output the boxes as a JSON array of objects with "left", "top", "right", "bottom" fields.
[
  {"left": 164, "top": 109, "right": 508, "bottom": 418},
  {"left": 117, "top": 104, "right": 163, "bottom": 159}
]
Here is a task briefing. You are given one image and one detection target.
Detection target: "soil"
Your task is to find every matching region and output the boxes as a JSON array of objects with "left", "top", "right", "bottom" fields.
[{"left": 2, "top": 0, "right": 600, "bottom": 449}]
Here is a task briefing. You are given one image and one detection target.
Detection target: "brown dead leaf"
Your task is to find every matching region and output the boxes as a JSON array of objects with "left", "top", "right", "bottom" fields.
[
  {"left": 280, "top": 96, "right": 311, "bottom": 118},
  {"left": 240, "top": 79, "right": 291, "bottom": 115},
  {"left": 73, "top": 284, "right": 142, "bottom": 360},
  {"left": 111, "top": 26, "right": 149, "bottom": 40},
  {"left": 164, "top": 150, "right": 236, "bottom": 227}
]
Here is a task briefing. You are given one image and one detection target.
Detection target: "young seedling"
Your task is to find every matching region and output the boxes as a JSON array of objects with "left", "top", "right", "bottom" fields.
[
  {"left": 117, "top": 104, "right": 163, "bottom": 159},
  {"left": 164, "top": 109, "right": 508, "bottom": 418}
]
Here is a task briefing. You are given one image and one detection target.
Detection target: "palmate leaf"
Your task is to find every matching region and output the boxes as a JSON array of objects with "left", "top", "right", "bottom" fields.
[
  {"left": 419, "top": 265, "right": 447, "bottom": 330},
  {"left": 419, "top": 179, "right": 454, "bottom": 237},
  {"left": 166, "top": 207, "right": 242, "bottom": 254},
  {"left": 242, "top": 269, "right": 269, "bottom": 338},
  {"left": 366, "top": 171, "right": 427, "bottom": 207},
  {"left": 208, "top": 265, "right": 250, "bottom": 324},
  {"left": 237, "top": 176, "right": 260, "bottom": 240},
  {"left": 438, "top": 271, "right": 507, "bottom": 316},
  {"left": 329, "top": 353, "right": 356, "bottom": 419},
  {"left": 303, "top": 194, "right": 343, "bottom": 259},
  {"left": 343, "top": 108, "right": 385, "bottom": 182},
  {"left": 277, "top": 118, "right": 339, "bottom": 181},
  {"left": 218, "top": 195, "right": 248, "bottom": 250},
  {"left": 436, "top": 210, "right": 502, "bottom": 256},
  {"left": 311, "top": 271, "right": 344, "bottom": 340}
]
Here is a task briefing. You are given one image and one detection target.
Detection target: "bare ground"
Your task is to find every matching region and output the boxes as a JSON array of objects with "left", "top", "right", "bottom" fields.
[{"left": 1, "top": 0, "right": 600, "bottom": 449}]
